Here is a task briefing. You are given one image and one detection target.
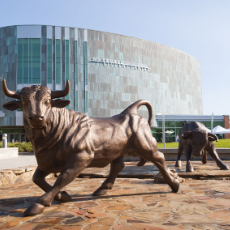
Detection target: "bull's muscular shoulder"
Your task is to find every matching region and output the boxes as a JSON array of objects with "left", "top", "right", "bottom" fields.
[
  {"left": 48, "top": 108, "right": 91, "bottom": 151},
  {"left": 180, "top": 121, "right": 207, "bottom": 134}
]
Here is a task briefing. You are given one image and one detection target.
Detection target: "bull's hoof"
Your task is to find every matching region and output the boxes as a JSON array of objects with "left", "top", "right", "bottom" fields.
[
  {"left": 202, "top": 159, "right": 207, "bottom": 164},
  {"left": 23, "top": 203, "right": 45, "bottom": 216},
  {"left": 219, "top": 164, "right": 229, "bottom": 170},
  {"left": 137, "top": 159, "right": 147, "bottom": 166},
  {"left": 170, "top": 179, "right": 180, "bottom": 193},
  {"left": 92, "top": 188, "right": 108, "bottom": 196},
  {"left": 186, "top": 166, "right": 194, "bottom": 172},
  {"left": 175, "top": 160, "right": 181, "bottom": 167},
  {"left": 54, "top": 191, "right": 72, "bottom": 202}
]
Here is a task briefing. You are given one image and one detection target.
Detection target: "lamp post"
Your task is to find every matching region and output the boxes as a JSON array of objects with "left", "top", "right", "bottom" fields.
[
  {"left": 162, "top": 114, "right": 165, "bottom": 148},
  {"left": 2, "top": 133, "right": 7, "bottom": 148}
]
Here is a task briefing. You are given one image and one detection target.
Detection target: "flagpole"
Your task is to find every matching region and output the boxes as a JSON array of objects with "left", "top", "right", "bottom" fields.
[
  {"left": 162, "top": 114, "right": 165, "bottom": 148},
  {"left": 211, "top": 113, "right": 214, "bottom": 134}
]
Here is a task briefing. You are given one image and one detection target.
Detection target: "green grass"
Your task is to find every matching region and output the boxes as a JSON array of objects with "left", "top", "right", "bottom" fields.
[
  {"left": 157, "top": 139, "right": 230, "bottom": 148},
  {"left": 157, "top": 142, "right": 179, "bottom": 148},
  {"left": 213, "top": 139, "right": 230, "bottom": 148},
  {"left": 0, "top": 139, "right": 230, "bottom": 152}
]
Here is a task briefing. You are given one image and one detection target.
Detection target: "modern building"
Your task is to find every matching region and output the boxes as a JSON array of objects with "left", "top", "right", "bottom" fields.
[{"left": 0, "top": 25, "right": 203, "bottom": 142}]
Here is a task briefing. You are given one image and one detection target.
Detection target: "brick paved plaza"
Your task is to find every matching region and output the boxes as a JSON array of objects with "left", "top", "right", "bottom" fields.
[{"left": 1, "top": 161, "right": 230, "bottom": 229}]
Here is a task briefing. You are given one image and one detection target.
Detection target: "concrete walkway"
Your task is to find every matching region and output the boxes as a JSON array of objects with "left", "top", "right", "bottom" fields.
[{"left": 0, "top": 155, "right": 36, "bottom": 170}]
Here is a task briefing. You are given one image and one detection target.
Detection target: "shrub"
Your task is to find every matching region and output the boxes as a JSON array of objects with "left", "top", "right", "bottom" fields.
[
  {"left": 0, "top": 141, "right": 33, "bottom": 152},
  {"left": 0, "top": 138, "right": 230, "bottom": 152}
]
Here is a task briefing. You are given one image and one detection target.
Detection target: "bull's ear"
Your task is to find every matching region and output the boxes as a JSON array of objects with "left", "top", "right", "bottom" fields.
[
  {"left": 51, "top": 99, "right": 70, "bottom": 108},
  {"left": 182, "top": 131, "right": 192, "bottom": 139},
  {"left": 3, "top": 101, "right": 21, "bottom": 111}
]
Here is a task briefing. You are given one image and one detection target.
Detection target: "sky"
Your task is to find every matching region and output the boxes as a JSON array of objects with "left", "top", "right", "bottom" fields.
[{"left": 0, "top": 0, "right": 229, "bottom": 115}]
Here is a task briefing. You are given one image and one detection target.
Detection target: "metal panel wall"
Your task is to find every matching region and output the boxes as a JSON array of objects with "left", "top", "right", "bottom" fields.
[
  {"left": 87, "top": 30, "right": 202, "bottom": 125},
  {"left": 0, "top": 26, "right": 17, "bottom": 126}
]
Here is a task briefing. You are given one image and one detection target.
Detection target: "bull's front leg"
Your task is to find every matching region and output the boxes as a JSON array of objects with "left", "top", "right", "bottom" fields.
[
  {"left": 24, "top": 152, "right": 93, "bottom": 216},
  {"left": 93, "top": 155, "right": 124, "bottom": 196},
  {"left": 207, "top": 145, "right": 229, "bottom": 170},
  {"left": 175, "top": 141, "right": 183, "bottom": 167},
  {"left": 32, "top": 167, "right": 71, "bottom": 202},
  {"left": 185, "top": 145, "right": 194, "bottom": 172}
]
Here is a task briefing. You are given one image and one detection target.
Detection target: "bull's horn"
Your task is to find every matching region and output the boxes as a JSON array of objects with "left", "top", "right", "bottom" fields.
[
  {"left": 51, "top": 80, "right": 69, "bottom": 99},
  {"left": 2, "top": 79, "right": 21, "bottom": 99},
  {"left": 208, "top": 133, "right": 219, "bottom": 142}
]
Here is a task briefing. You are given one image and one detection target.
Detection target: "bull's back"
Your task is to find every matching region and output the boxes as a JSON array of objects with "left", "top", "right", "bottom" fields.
[
  {"left": 180, "top": 121, "right": 207, "bottom": 135},
  {"left": 89, "top": 115, "right": 131, "bottom": 155}
]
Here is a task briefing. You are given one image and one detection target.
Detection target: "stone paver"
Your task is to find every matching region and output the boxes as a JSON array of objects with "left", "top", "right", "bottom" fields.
[
  {"left": 1, "top": 176, "right": 230, "bottom": 229},
  {"left": 80, "top": 161, "right": 230, "bottom": 180},
  {"left": 1, "top": 159, "right": 230, "bottom": 187}
]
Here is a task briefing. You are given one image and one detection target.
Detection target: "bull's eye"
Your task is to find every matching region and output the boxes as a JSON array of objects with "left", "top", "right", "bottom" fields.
[{"left": 45, "top": 100, "right": 50, "bottom": 105}]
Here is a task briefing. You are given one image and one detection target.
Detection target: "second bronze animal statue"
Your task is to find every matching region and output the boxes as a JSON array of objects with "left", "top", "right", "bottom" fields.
[
  {"left": 2, "top": 80, "right": 179, "bottom": 216},
  {"left": 175, "top": 121, "right": 229, "bottom": 172}
]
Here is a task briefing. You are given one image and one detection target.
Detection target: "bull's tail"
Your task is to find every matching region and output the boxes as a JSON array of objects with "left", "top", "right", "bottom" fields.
[
  {"left": 122, "top": 100, "right": 153, "bottom": 168},
  {"left": 121, "top": 100, "right": 154, "bottom": 127}
]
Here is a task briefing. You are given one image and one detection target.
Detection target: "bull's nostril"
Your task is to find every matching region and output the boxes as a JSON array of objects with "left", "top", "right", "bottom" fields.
[
  {"left": 39, "top": 116, "right": 44, "bottom": 120},
  {"left": 28, "top": 117, "right": 32, "bottom": 120}
]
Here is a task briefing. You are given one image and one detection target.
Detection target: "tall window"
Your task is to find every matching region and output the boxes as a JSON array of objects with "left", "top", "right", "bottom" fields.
[
  {"left": 65, "top": 40, "right": 69, "bottom": 102},
  {"left": 65, "top": 40, "right": 69, "bottom": 81},
  {"left": 47, "top": 39, "right": 52, "bottom": 84},
  {"left": 75, "top": 40, "right": 78, "bottom": 111},
  {"left": 56, "top": 39, "right": 61, "bottom": 84},
  {"left": 17, "top": 38, "right": 41, "bottom": 84}
]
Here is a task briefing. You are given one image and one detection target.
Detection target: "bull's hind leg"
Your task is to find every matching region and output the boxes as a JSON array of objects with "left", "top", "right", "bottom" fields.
[
  {"left": 93, "top": 155, "right": 124, "bottom": 196},
  {"left": 135, "top": 128, "right": 179, "bottom": 193},
  {"left": 137, "top": 158, "right": 147, "bottom": 166},
  {"left": 175, "top": 141, "right": 183, "bottom": 167},
  {"left": 202, "top": 150, "right": 208, "bottom": 164},
  {"left": 149, "top": 150, "right": 179, "bottom": 193},
  {"left": 208, "top": 147, "right": 229, "bottom": 170},
  {"left": 24, "top": 152, "right": 92, "bottom": 216},
  {"left": 32, "top": 167, "right": 71, "bottom": 202}
]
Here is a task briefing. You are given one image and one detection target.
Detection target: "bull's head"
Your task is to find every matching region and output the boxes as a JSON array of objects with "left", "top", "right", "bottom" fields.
[
  {"left": 182, "top": 131, "right": 218, "bottom": 156},
  {"left": 2, "top": 80, "right": 70, "bottom": 128}
]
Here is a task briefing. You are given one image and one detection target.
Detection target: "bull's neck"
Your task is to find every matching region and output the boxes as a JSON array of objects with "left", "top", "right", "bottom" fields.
[
  {"left": 23, "top": 109, "right": 60, "bottom": 146},
  {"left": 23, "top": 108, "right": 84, "bottom": 153}
]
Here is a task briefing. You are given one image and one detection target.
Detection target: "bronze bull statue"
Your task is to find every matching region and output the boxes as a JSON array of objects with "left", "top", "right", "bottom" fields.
[
  {"left": 2, "top": 80, "right": 179, "bottom": 216},
  {"left": 175, "top": 121, "right": 229, "bottom": 172}
]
